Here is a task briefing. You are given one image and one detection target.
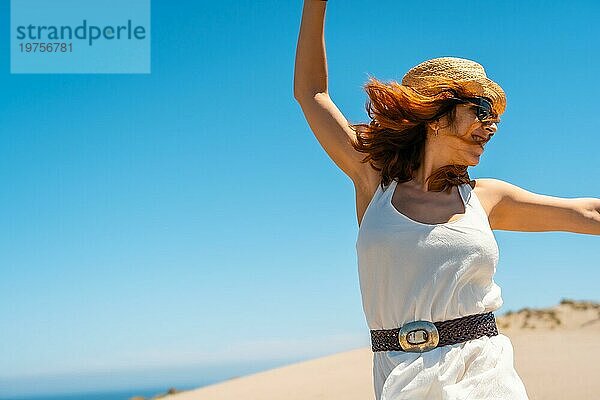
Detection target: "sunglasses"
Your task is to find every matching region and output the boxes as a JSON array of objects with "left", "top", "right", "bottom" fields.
[{"left": 448, "top": 96, "right": 500, "bottom": 124}]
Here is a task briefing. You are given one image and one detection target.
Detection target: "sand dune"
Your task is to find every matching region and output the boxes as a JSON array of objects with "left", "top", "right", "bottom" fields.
[{"left": 139, "top": 299, "right": 599, "bottom": 400}]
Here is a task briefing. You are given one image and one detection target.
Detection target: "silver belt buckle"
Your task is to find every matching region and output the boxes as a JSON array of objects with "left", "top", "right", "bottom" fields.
[{"left": 398, "top": 320, "right": 440, "bottom": 352}]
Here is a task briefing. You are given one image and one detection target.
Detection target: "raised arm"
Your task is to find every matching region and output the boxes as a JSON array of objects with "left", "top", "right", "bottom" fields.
[
  {"left": 293, "top": 0, "right": 329, "bottom": 100},
  {"left": 293, "top": 0, "right": 377, "bottom": 187}
]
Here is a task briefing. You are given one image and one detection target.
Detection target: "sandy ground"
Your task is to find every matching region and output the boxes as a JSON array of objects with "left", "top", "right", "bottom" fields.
[{"left": 145, "top": 300, "right": 599, "bottom": 400}]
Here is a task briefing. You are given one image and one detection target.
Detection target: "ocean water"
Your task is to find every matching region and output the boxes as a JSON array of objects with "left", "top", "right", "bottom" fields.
[
  {"left": 0, "top": 386, "right": 198, "bottom": 400},
  {"left": 1, "top": 356, "right": 313, "bottom": 400}
]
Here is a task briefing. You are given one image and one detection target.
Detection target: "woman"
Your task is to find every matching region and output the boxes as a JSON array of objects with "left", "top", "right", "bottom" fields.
[{"left": 293, "top": 1, "right": 600, "bottom": 399}]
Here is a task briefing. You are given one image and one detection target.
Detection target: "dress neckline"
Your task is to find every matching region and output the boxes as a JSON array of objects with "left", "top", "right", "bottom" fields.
[{"left": 388, "top": 179, "right": 469, "bottom": 227}]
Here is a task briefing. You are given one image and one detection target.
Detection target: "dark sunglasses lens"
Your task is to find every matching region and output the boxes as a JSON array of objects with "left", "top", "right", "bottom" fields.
[
  {"left": 473, "top": 98, "right": 494, "bottom": 121},
  {"left": 477, "top": 107, "right": 492, "bottom": 120}
]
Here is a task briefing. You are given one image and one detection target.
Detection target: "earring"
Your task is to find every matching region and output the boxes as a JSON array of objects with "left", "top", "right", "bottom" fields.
[{"left": 433, "top": 127, "right": 439, "bottom": 136}]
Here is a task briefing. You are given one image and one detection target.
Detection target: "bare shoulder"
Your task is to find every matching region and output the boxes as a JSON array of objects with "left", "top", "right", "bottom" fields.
[
  {"left": 469, "top": 178, "right": 505, "bottom": 221},
  {"left": 470, "top": 177, "right": 540, "bottom": 227},
  {"left": 354, "top": 166, "right": 383, "bottom": 227},
  {"left": 354, "top": 166, "right": 382, "bottom": 202}
]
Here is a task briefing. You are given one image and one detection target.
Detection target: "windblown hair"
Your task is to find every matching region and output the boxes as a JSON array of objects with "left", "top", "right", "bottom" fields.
[{"left": 348, "top": 75, "right": 486, "bottom": 193}]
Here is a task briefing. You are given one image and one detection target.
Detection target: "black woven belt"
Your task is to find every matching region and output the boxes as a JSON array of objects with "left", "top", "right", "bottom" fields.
[{"left": 370, "top": 312, "right": 498, "bottom": 352}]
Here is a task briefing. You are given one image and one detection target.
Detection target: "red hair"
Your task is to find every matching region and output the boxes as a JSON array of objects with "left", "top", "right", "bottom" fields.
[{"left": 349, "top": 75, "right": 490, "bottom": 193}]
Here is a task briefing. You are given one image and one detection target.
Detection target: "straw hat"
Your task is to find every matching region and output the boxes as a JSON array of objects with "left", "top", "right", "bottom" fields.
[{"left": 401, "top": 56, "right": 506, "bottom": 116}]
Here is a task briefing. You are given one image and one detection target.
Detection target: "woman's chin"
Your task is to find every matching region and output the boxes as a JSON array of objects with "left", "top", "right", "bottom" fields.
[{"left": 466, "top": 155, "right": 481, "bottom": 166}]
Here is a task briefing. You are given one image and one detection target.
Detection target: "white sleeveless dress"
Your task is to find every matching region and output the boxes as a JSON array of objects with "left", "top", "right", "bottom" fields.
[{"left": 356, "top": 178, "right": 530, "bottom": 400}]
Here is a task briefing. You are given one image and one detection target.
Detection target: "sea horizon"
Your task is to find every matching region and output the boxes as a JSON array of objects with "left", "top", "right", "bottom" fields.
[
  {"left": 0, "top": 355, "right": 323, "bottom": 400},
  {"left": 0, "top": 385, "right": 199, "bottom": 400}
]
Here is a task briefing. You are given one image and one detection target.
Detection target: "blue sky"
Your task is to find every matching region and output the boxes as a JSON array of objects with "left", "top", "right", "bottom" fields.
[{"left": 1, "top": 0, "right": 599, "bottom": 397}]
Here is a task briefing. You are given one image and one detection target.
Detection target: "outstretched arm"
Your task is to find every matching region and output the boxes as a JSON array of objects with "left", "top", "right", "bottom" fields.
[{"left": 477, "top": 178, "right": 600, "bottom": 235}]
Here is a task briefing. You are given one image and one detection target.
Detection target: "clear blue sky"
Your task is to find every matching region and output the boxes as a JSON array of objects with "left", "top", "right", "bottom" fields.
[{"left": 1, "top": 0, "right": 599, "bottom": 397}]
